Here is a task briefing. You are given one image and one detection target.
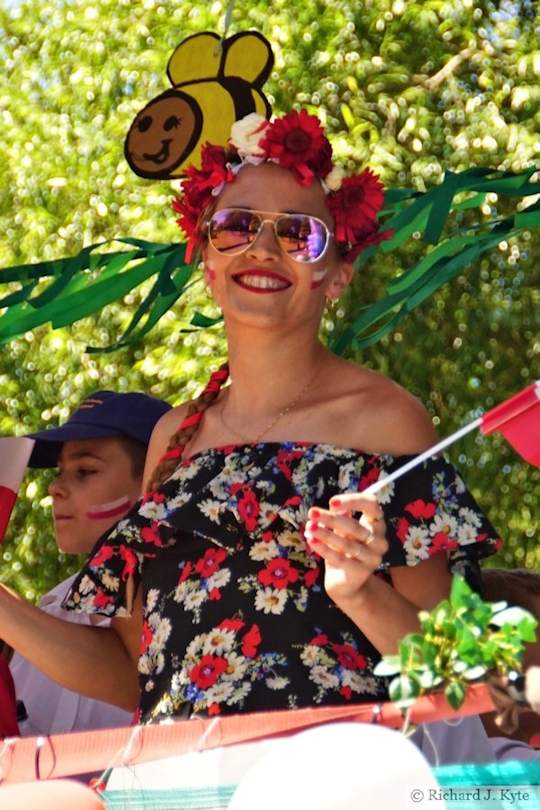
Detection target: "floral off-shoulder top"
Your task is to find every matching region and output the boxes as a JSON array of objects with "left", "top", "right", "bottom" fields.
[{"left": 63, "top": 442, "right": 501, "bottom": 724}]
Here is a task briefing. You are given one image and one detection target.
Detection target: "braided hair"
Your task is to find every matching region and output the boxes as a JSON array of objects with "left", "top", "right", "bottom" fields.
[{"left": 145, "top": 365, "right": 229, "bottom": 493}]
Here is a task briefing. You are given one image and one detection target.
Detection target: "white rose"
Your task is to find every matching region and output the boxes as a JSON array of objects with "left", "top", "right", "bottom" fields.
[
  {"left": 230, "top": 113, "right": 270, "bottom": 158},
  {"left": 323, "top": 165, "right": 345, "bottom": 192}
]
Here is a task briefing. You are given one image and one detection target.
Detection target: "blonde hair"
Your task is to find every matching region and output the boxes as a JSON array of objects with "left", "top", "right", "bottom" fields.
[{"left": 145, "top": 365, "right": 229, "bottom": 492}]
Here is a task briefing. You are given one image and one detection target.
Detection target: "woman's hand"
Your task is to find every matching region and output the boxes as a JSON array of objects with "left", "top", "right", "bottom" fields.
[{"left": 305, "top": 493, "right": 387, "bottom": 609}]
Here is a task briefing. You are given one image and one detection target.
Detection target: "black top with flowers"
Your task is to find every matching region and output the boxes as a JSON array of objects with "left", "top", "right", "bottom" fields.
[{"left": 63, "top": 442, "right": 500, "bottom": 724}]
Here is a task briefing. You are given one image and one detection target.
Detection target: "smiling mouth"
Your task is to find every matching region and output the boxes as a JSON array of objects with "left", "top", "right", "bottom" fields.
[
  {"left": 232, "top": 271, "right": 291, "bottom": 292},
  {"left": 142, "top": 140, "right": 172, "bottom": 165}
]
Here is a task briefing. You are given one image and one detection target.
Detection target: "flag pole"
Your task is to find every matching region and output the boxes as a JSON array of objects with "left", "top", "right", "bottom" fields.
[{"left": 363, "top": 418, "right": 483, "bottom": 496}]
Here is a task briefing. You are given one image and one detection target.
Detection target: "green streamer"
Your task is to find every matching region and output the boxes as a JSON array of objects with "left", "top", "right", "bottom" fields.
[{"left": 0, "top": 166, "right": 539, "bottom": 353}]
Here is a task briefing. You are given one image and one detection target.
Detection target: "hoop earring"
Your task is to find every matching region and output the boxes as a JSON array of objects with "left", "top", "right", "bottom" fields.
[{"left": 325, "top": 297, "right": 337, "bottom": 313}]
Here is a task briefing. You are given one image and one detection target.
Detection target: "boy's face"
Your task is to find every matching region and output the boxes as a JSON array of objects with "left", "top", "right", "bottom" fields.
[{"left": 48, "top": 437, "right": 143, "bottom": 554}]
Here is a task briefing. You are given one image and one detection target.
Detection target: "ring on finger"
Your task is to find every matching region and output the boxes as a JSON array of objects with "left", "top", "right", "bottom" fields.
[{"left": 364, "top": 527, "right": 375, "bottom": 546}]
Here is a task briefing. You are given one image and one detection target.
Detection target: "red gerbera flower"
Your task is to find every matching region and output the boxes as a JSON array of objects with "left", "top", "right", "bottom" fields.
[
  {"left": 173, "top": 143, "right": 235, "bottom": 254},
  {"left": 259, "top": 110, "right": 333, "bottom": 185},
  {"left": 326, "top": 169, "right": 393, "bottom": 261}
]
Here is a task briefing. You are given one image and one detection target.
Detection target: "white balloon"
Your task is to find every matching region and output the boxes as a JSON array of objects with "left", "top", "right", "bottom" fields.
[{"left": 228, "top": 722, "right": 444, "bottom": 810}]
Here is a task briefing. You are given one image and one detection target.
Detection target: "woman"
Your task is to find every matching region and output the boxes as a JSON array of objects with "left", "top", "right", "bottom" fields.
[{"left": 61, "top": 110, "right": 500, "bottom": 724}]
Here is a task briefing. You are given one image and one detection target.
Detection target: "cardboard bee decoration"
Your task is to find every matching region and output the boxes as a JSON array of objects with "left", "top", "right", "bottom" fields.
[{"left": 124, "top": 31, "right": 274, "bottom": 179}]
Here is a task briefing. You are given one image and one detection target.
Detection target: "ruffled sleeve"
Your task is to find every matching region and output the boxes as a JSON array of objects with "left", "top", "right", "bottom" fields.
[
  {"left": 375, "top": 454, "right": 501, "bottom": 585},
  {"left": 62, "top": 495, "right": 157, "bottom": 617}
]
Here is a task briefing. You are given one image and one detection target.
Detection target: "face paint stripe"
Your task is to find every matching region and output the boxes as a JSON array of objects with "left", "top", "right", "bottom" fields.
[{"left": 86, "top": 495, "right": 132, "bottom": 521}]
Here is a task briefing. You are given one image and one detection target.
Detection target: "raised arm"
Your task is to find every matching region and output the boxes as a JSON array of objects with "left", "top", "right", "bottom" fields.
[{"left": 305, "top": 375, "right": 454, "bottom": 655}]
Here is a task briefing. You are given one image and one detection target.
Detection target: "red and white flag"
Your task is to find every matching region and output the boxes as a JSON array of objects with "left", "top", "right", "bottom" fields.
[
  {"left": 366, "top": 381, "right": 540, "bottom": 495},
  {"left": 480, "top": 380, "right": 540, "bottom": 466},
  {"left": 0, "top": 437, "right": 35, "bottom": 543}
]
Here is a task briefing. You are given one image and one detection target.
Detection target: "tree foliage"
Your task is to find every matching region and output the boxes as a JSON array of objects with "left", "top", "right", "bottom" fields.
[{"left": 0, "top": 0, "right": 538, "bottom": 601}]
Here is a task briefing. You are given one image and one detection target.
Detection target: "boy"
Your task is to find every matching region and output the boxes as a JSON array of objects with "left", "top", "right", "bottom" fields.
[{"left": 9, "top": 390, "right": 171, "bottom": 736}]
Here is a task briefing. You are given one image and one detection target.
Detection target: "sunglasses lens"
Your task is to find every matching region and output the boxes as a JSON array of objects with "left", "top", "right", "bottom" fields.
[
  {"left": 275, "top": 215, "right": 329, "bottom": 262},
  {"left": 208, "top": 209, "right": 260, "bottom": 254},
  {"left": 208, "top": 209, "right": 329, "bottom": 262}
]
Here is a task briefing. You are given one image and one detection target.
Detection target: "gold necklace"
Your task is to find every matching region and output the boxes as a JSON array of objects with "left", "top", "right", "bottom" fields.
[{"left": 220, "top": 373, "right": 317, "bottom": 444}]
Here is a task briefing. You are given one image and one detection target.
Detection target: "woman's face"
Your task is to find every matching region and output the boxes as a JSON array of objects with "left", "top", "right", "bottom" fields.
[{"left": 202, "top": 162, "right": 352, "bottom": 329}]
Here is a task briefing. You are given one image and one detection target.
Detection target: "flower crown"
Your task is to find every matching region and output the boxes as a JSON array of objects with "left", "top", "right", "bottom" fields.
[{"left": 173, "top": 110, "right": 391, "bottom": 263}]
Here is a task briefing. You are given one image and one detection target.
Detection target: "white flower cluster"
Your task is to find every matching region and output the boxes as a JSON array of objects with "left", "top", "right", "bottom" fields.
[{"left": 229, "top": 113, "right": 269, "bottom": 159}]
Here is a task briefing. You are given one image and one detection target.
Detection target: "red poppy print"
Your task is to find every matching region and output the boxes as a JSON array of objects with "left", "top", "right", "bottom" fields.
[
  {"left": 241, "top": 624, "right": 261, "bottom": 657},
  {"left": 237, "top": 490, "right": 260, "bottom": 531},
  {"left": 119, "top": 545, "right": 138, "bottom": 581},
  {"left": 258, "top": 558, "right": 299, "bottom": 589},
  {"left": 189, "top": 654, "right": 228, "bottom": 689},
  {"left": 219, "top": 617, "right": 246, "bottom": 632},
  {"left": 195, "top": 547, "right": 227, "bottom": 578},
  {"left": 406, "top": 500, "right": 438, "bottom": 520},
  {"left": 311, "top": 634, "right": 329, "bottom": 646},
  {"left": 93, "top": 591, "right": 114, "bottom": 610},
  {"left": 431, "top": 532, "right": 458, "bottom": 553},
  {"left": 332, "top": 644, "right": 367, "bottom": 670},
  {"left": 396, "top": 516, "right": 411, "bottom": 543},
  {"left": 91, "top": 544, "right": 114, "bottom": 567},
  {"left": 140, "top": 523, "right": 163, "bottom": 548},
  {"left": 140, "top": 620, "right": 153, "bottom": 654}
]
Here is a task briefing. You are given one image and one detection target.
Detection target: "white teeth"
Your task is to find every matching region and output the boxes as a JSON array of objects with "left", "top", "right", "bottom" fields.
[{"left": 237, "top": 274, "right": 288, "bottom": 290}]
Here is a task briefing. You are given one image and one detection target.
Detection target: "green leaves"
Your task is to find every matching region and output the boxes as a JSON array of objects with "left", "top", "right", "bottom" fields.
[{"left": 375, "top": 575, "right": 538, "bottom": 710}]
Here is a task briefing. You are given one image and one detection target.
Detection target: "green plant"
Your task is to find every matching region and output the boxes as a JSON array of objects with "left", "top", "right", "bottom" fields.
[{"left": 375, "top": 575, "right": 538, "bottom": 710}]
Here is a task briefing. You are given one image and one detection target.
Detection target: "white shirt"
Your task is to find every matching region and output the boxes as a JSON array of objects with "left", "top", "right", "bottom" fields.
[{"left": 10, "top": 575, "right": 133, "bottom": 736}]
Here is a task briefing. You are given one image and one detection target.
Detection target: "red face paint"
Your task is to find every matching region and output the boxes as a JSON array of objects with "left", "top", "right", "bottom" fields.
[
  {"left": 310, "top": 266, "right": 328, "bottom": 289},
  {"left": 86, "top": 495, "right": 132, "bottom": 521}
]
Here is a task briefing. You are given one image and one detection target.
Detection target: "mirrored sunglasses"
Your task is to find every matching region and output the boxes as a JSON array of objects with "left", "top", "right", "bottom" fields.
[{"left": 207, "top": 207, "right": 332, "bottom": 263}]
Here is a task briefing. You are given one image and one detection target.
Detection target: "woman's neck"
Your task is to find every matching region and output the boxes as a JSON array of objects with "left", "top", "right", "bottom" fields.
[{"left": 225, "top": 331, "right": 328, "bottom": 413}]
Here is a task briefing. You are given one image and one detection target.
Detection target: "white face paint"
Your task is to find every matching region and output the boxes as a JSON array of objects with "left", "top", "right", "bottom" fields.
[
  {"left": 86, "top": 495, "right": 132, "bottom": 521},
  {"left": 310, "top": 265, "right": 329, "bottom": 289}
]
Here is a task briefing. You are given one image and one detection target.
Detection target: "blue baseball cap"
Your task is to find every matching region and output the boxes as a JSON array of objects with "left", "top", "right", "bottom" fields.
[{"left": 27, "top": 390, "right": 172, "bottom": 468}]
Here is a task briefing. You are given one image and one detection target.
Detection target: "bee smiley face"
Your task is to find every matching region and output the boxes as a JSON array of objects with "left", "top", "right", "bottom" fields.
[{"left": 124, "top": 89, "right": 202, "bottom": 180}]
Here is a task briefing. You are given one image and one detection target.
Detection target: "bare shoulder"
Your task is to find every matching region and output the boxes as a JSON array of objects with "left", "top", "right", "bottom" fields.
[
  {"left": 142, "top": 401, "right": 193, "bottom": 485},
  {"left": 328, "top": 360, "right": 438, "bottom": 456}
]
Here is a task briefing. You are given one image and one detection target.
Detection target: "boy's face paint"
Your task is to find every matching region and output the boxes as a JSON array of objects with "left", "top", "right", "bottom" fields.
[
  {"left": 86, "top": 495, "right": 133, "bottom": 521},
  {"left": 49, "top": 437, "right": 143, "bottom": 555}
]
